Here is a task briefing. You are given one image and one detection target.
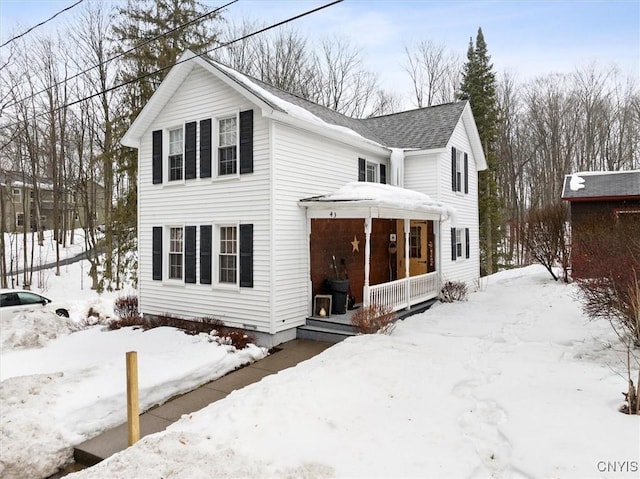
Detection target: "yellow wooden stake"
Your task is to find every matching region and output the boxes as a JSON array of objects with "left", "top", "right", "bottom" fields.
[{"left": 126, "top": 351, "right": 140, "bottom": 446}]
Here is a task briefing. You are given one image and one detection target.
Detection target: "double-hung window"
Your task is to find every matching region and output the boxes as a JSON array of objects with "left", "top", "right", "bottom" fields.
[
  {"left": 169, "top": 227, "right": 184, "bottom": 280},
  {"left": 168, "top": 127, "right": 184, "bottom": 181},
  {"left": 219, "top": 226, "right": 237, "bottom": 283},
  {"left": 451, "top": 147, "right": 468, "bottom": 194},
  {"left": 451, "top": 227, "right": 470, "bottom": 261},
  {"left": 455, "top": 229, "right": 463, "bottom": 258},
  {"left": 218, "top": 117, "right": 237, "bottom": 176},
  {"left": 366, "top": 161, "right": 377, "bottom": 182},
  {"left": 12, "top": 188, "right": 21, "bottom": 202}
]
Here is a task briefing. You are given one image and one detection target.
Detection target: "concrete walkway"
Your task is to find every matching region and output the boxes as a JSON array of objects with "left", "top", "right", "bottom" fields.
[{"left": 73, "top": 339, "right": 332, "bottom": 467}]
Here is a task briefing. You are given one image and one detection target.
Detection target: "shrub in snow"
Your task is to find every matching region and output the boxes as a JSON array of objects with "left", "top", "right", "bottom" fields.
[
  {"left": 523, "top": 202, "right": 570, "bottom": 282},
  {"left": 439, "top": 281, "right": 468, "bottom": 303},
  {"left": 574, "top": 213, "right": 640, "bottom": 414},
  {"left": 350, "top": 304, "right": 396, "bottom": 335},
  {"left": 114, "top": 295, "right": 139, "bottom": 321}
]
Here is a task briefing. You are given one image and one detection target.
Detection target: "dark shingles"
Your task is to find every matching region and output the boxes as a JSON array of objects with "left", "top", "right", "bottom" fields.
[
  {"left": 562, "top": 171, "right": 640, "bottom": 199},
  {"left": 203, "top": 55, "right": 466, "bottom": 149}
]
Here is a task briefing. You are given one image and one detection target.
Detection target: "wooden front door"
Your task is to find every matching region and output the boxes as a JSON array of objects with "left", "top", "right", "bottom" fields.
[
  {"left": 409, "top": 221, "right": 428, "bottom": 276},
  {"left": 408, "top": 220, "right": 435, "bottom": 276}
]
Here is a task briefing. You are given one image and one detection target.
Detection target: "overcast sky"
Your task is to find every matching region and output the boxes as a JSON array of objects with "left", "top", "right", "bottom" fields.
[{"left": 1, "top": 0, "right": 638, "bottom": 106}]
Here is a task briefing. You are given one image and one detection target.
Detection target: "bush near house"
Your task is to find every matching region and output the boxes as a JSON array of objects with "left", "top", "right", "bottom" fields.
[
  {"left": 439, "top": 281, "right": 469, "bottom": 302},
  {"left": 351, "top": 304, "right": 396, "bottom": 334}
]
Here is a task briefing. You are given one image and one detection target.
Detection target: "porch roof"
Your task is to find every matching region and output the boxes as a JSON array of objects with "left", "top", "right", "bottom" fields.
[{"left": 299, "top": 182, "right": 455, "bottom": 222}]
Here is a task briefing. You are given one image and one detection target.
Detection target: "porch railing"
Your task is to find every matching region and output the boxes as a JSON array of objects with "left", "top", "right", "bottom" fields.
[{"left": 366, "top": 271, "right": 439, "bottom": 312}]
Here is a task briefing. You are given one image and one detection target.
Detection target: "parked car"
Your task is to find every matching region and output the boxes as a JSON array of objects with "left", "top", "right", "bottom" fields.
[{"left": 0, "top": 289, "right": 69, "bottom": 320}]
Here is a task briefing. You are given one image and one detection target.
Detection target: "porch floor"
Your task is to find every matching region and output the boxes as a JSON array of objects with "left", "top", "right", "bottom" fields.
[{"left": 299, "top": 298, "right": 438, "bottom": 343}]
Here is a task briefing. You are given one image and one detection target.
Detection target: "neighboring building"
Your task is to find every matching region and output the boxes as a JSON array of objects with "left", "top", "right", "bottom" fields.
[
  {"left": 561, "top": 170, "right": 640, "bottom": 278},
  {"left": 122, "top": 50, "right": 487, "bottom": 346},
  {"left": 0, "top": 170, "right": 105, "bottom": 233}
]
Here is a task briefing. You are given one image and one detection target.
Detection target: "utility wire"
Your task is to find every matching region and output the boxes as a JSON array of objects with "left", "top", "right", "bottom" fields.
[
  {"left": 3, "top": 0, "right": 238, "bottom": 110},
  {"left": 0, "top": 0, "right": 85, "bottom": 49},
  {"left": 0, "top": 0, "right": 343, "bottom": 130}
]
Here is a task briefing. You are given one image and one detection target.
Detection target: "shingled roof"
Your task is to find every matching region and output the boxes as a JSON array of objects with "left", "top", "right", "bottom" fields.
[
  {"left": 203, "top": 55, "right": 466, "bottom": 150},
  {"left": 561, "top": 170, "right": 640, "bottom": 200}
]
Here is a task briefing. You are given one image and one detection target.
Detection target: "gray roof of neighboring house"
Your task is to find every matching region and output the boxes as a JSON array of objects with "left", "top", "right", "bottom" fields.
[
  {"left": 204, "top": 55, "right": 467, "bottom": 150},
  {"left": 561, "top": 170, "right": 640, "bottom": 200}
]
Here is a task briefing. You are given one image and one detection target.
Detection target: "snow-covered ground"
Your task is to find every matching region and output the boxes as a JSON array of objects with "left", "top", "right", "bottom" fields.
[
  {"left": 2, "top": 259, "right": 639, "bottom": 478},
  {"left": 0, "top": 256, "right": 268, "bottom": 479}
]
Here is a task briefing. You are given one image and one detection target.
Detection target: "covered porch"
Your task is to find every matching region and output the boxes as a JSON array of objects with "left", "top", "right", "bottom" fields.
[{"left": 300, "top": 182, "right": 453, "bottom": 318}]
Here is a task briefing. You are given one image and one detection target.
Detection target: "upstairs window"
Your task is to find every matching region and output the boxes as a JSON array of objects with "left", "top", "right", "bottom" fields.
[
  {"left": 12, "top": 188, "right": 21, "bottom": 202},
  {"left": 218, "top": 117, "right": 237, "bottom": 176},
  {"left": 358, "top": 158, "right": 386, "bottom": 184},
  {"left": 451, "top": 147, "right": 468, "bottom": 194},
  {"left": 168, "top": 127, "right": 184, "bottom": 181},
  {"left": 169, "top": 227, "right": 184, "bottom": 280}
]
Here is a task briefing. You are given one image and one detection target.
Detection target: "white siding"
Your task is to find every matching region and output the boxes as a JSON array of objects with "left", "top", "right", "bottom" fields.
[
  {"left": 271, "top": 122, "right": 388, "bottom": 331},
  {"left": 402, "top": 119, "right": 480, "bottom": 287},
  {"left": 138, "top": 65, "right": 272, "bottom": 331},
  {"left": 439, "top": 118, "right": 481, "bottom": 287}
]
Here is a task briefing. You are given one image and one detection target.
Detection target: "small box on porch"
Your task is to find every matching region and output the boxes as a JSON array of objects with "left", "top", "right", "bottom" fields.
[{"left": 313, "top": 295, "right": 332, "bottom": 318}]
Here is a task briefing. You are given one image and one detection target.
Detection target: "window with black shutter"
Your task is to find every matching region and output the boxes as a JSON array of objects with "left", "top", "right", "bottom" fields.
[
  {"left": 358, "top": 158, "right": 366, "bottom": 181},
  {"left": 200, "top": 225, "right": 212, "bottom": 284},
  {"left": 152, "top": 130, "right": 163, "bottom": 184},
  {"left": 185, "top": 122, "right": 197, "bottom": 180},
  {"left": 464, "top": 153, "right": 469, "bottom": 194},
  {"left": 239, "top": 110, "right": 253, "bottom": 174},
  {"left": 152, "top": 227, "right": 162, "bottom": 280},
  {"left": 240, "top": 224, "right": 253, "bottom": 288},
  {"left": 451, "top": 228, "right": 457, "bottom": 261},
  {"left": 200, "top": 119, "right": 212, "bottom": 178},
  {"left": 465, "top": 228, "right": 470, "bottom": 258},
  {"left": 451, "top": 147, "right": 456, "bottom": 191},
  {"left": 185, "top": 226, "right": 196, "bottom": 283}
]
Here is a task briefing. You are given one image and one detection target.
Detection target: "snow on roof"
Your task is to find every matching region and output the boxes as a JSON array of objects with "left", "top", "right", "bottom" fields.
[
  {"left": 212, "top": 60, "right": 382, "bottom": 146},
  {"left": 562, "top": 170, "right": 640, "bottom": 199},
  {"left": 300, "top": 181, "right": 456, "bottom": 221}
]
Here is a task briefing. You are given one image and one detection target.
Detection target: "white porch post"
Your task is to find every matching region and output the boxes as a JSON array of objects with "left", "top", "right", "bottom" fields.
[
  {"left": 363, "top": 217, "right": 372, "bottom": 307},
  {"left": 404, "top": 218, "right": 410, "bottom": 310}
]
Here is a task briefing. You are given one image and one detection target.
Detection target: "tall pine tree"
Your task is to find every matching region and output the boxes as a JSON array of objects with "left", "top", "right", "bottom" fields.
[
  {"left": 458, "top": 27, "right": 501, "bottom": 275},
  {"left": 108, "top": 0, "right": 222, "bottom": 289}
]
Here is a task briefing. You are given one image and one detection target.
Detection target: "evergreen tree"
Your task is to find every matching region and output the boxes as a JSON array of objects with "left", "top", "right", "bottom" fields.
[
  {"left": 458, "top": 27, "right": 501, "bottom": 275},
  {"left": 108, "top": 0, "right": 222, "bottom": 289}
]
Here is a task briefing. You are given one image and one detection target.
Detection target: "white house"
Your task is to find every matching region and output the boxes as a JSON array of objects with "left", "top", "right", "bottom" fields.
[{"left": 121, "top": 50, "right": 487, "bottom": 346}]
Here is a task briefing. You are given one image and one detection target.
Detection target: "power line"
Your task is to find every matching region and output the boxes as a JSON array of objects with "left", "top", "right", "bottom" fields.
[
  {"left": 0, "top": 0, "right": 343, "bottom": 130},
  {"left": 3, "top": 0, "right": 237, "bottom": 110},
  {"left": 0, "top": 0, "right": 85, "bottom": 49}
]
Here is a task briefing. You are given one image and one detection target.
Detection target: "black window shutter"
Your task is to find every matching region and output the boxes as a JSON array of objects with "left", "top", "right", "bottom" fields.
[
  {"left": 185, "top": 122, "right": 197, "bottom": 180},
  {"left": 239, "top": 224, "right": 253, "bottom": 288},
  {"left": 451, "top": 147, "right": 456, "bottom": 191},
  {"left": 239, "top": 110, "right": 254, "bottom": 174},
  {"left": 200, "top": 225, "right": 212, "bottom": 284},
  {"left": 465, "top": 228, "right": 470, "bottom": 258},
  {"left": 451, "top": 227, "right": 457, "bottom": 261},
  {"left": 185, "top": 226, "right": 196, "bottom": 283},
  {"left": 152, "top": 227, "right": 162, "bottom": 280},
  {"left": 464, "top": 153, "right": 469, "bottom": 194},
  {"left": 380, "top": 164, "right": 386, "bottom": 184},
  {"left": 152, "top": 130, "right": 163, "bottom": 184},
  {"left": 358, "top": 158, "right": 366, "bottom": 181},
  {"left": 200, "top": 119, "right": 212, "bottom": 178}
]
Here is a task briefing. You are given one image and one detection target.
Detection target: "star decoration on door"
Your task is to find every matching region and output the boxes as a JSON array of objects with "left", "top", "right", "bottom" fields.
[{"left": 351, "top": 235, "right": 360, "bottom": 252}]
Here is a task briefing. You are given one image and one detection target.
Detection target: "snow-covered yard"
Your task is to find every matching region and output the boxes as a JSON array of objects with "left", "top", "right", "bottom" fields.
[{"left": 1, "top": 261, "right": 639, "bottom": 478}]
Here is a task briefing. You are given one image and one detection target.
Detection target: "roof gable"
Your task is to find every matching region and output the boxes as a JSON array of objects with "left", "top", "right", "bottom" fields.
[
  {"left": 122, "top": 50, "right": 486, "bottom": 168},
  {"left": 562, "top": 170, "right": 640, "bottom": 200}
]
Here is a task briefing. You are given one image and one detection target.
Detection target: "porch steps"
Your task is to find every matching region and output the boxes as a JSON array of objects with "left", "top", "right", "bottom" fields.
[
  {"left": 297, "top": 298, "right": 439, "bottom": 343},
  {"left": 297, "top": 317, "right": 357, "bottom": 343}
]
